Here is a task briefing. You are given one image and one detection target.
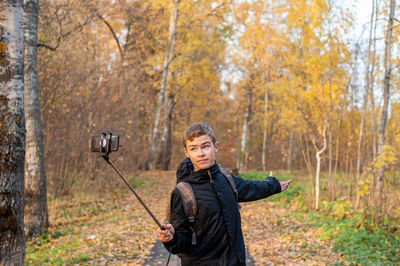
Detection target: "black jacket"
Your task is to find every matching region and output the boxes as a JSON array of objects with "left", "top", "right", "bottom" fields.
[{"left": 164, "top": 158, "right": 281, "bottom": 265}]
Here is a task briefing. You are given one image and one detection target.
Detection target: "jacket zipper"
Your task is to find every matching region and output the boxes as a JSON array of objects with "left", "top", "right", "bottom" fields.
[{"left": 207, "top": 170, "right": 214, "bottom": 184}]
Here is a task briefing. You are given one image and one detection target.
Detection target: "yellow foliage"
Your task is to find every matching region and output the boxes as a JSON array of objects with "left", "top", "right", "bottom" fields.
[{"left": 375, "top": 145, "right": 398, "bottom": 168}]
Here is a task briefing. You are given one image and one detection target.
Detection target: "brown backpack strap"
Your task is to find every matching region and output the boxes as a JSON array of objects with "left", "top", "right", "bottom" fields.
[
  {"left": 176, "top": 182, "right": 197, "bottom": 222},
  {"left": 220, "top": 167, "right": 239, "bottom": 202},
  {"left": 176, "top": 182, "right": 197, "bottom": 245}
]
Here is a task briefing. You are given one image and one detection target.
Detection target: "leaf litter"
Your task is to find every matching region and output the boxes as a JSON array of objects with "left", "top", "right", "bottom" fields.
[{"left": 26, "top": 171, "right": 344, "bottom": 265}]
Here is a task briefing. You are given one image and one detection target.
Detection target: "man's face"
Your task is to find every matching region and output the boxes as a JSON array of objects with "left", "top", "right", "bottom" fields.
[{"left": 184, "top": 135, "right": 219, "bottom": 172}]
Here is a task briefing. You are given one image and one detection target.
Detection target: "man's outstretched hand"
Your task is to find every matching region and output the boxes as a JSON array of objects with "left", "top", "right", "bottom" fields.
[
  {"left": 280, "top": 179, "right": 292, "bottom": 192},
  {"left": 157, "top": 224, "right": 175, "bottom": 243}
]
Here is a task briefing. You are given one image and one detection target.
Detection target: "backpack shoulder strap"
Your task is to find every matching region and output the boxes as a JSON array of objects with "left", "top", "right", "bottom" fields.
[
  {"left": 220, "top": 167, "right": 239, "bottom": 202},
  {"left": 176, "top": 182, "right": 197, "bottom": 223},
  {"left": 175, "top": 182, "right": 197, "bottom": 245}
]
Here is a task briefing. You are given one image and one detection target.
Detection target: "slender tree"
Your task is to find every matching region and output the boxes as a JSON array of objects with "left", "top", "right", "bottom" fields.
[
  {"left": 24, "top": 0, "right": 49, "bottom": 239},
  {"left": 375, "top": 0, "right": 396, "bottom": 224},
  {"left": 146, "top": 0, "right": 179, "bottom": 170},
  {"left": 156, "top": 92, "right": 175, "bottom": 170},
  {"left": 369, "top": 0, "right": 379, "bottom": 206},
  {"left": 312, "top": 121, "right": 327, "bottom": 210},
  {"left": 240, "top": 85, "right": 252, "bottom": 171},
  {"left": 262, "top": 84, "right": 269, "bottom": 171},
  {"left": 355, "top": 0, "right": 376, "bottom": 209},
  {"left": 0, "top": 0, "right": 26, "bottom": 263}
]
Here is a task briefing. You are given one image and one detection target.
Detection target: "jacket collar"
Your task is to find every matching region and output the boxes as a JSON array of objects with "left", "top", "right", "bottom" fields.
[{"left": 176, "top": 157, "right": 220, "bottom": 184}]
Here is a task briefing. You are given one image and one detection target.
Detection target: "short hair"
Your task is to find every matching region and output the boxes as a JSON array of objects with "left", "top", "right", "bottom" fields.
[{"left": 183, "top": 123, "right": 216, "bottom": 147}]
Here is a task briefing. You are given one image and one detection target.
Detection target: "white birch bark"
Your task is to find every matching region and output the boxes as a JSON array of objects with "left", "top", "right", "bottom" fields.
[
  {"left": 262, "top": 86, "right": 268, "bottom": 171},
  {"left": 375, "top": 0, "right": 395, "bottom": 224},
  {"left": 369, "top": 0, "right": 378, "bottom": 206},
  {"left": 146, "top": 0, "right": 178, "bottom": 170},
  {"left": 312, "top": 122, "right": 327, "bottom": 210},
  {"left": 355, "top": 0, "right": 376, "bottom": 209},
  {"left": 24, "top": 0, "right": 49, "bottom": 238},
  {"left": 240, "top": 86, "right": 252, "bottom": 171},
  {"left": 156, "top": 92, "right": 175, "bottom": 170},
  {"left": 0, "top": 0, "right": 26, "bottom": 263},
  {"left": 287, "top": 124, "right": 294, "bottom": 171}
]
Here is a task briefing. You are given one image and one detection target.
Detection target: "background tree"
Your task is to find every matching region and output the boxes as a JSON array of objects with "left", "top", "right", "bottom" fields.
[
  {"left": 146, "top": 0, "right": 179, "bottom": 170},
  {"left": 375, "top": 0, "right": 396, "bottom": 224},
  {"left": 0, "top": 0, "right": 26, "bottom": 263},
  {"left": 24, "top": 0, "right": 49, "bottom": 239}
]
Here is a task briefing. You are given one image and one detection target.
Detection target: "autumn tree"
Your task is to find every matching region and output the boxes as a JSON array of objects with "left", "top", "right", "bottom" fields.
[
  {"left": 0, "top": 0, "right": 26, "bottom": 263},
  {"left": 375, "top": 0, "right": 396, "bottom": 224},
  {"left": 24, "top": 0, "right": 49, "bottom": 238},
  {"left": 146, "top": 0, "right": 179, "bottom": 170}
]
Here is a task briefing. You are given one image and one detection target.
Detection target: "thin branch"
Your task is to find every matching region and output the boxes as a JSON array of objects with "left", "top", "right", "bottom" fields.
[
  {"left": 37, "top": 15, "right": 93, "bottom": 51},
  {"left": 37, "top": 43, "right": 58, "bottom": 51},
  {"left": 97, "top": 13, "right": 123, "bottom": 58}
]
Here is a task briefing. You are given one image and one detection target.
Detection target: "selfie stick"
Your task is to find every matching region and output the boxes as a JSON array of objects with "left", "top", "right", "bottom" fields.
[{"left": 102, "top": 154, "right": 164, "bottom": 230}]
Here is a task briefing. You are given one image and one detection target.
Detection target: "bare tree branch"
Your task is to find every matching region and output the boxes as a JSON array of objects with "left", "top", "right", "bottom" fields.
[{"left": 97, "top": 13, "right": 123, "bottom": 58}]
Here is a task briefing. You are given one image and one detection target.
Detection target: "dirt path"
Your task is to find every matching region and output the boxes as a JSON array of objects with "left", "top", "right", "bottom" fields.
[
  {"left": 29, "top": 171, "right": 343, "bottom": 265},
  {"left": 143, "top": 240, "right": 255, "bottom": 265}
]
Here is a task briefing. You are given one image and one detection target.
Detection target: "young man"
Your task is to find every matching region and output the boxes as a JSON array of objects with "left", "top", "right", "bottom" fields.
[{"left": 157, "top": 123, "right": 292, "bottom": 265}]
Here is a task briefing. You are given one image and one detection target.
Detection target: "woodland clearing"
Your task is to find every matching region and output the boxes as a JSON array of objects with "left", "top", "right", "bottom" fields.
[{"left": 26, "top": 170, "right": 345, "bottom": 265}]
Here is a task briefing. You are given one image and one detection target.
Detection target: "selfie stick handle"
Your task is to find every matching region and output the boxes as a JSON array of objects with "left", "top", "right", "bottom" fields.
[{"left": 102, "top": 154, "right": 164, "bottom": 230}]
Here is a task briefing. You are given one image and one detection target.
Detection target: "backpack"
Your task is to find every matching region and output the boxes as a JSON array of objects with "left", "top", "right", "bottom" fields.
[{"left": 165, "top": 167, "right": 240, "bottom": 245}]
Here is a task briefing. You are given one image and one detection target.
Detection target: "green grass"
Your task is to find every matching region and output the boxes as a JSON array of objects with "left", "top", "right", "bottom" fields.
[
  {"left": 25, "top": 229, "right": 91, "bottom": 265},
  {"left": 308, "top": 216, "right": 400, "bottom": 265}
]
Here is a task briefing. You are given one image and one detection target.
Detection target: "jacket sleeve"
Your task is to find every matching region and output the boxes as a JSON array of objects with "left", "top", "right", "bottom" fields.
[
  {"left": 233, "top": 175, "right": 282, "bottom": 202},
  {"left": 162, "top": 188, "right": 192, "bottom": 254}
]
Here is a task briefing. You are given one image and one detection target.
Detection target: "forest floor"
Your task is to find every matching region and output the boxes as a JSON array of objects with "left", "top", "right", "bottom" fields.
[{"left": 26, "top": 171, "right": 344, "bottom": 265}]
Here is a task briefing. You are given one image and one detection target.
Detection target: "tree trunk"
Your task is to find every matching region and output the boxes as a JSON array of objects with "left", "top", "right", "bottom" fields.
[
  {"left": 262, "top": 86, "right": 268, "bottom": 171},
  {"left": 204, "top": 86, "right": 212, "bottom": 124},
  {"left": 312, "top": 122, "right": 327, "bottom": 210},
  {"left": 375, "top": 0, "right": 395, "bottom": 224},
  {"left": 156, "top": 92, "right": 175, "bottom": 170},
  {"left": 0, "top": 0, "right": 26, "bottom": 263},
  {"left": 369, "top": 0, "right": 378, "bottom": 207},
  {"left": 236, "top": 118, "right": 240, "bottom": 169},
  {"left": 287, "top": 124, "right": 294, "bottom": 172},
  {"left": 146, "top": 0, "right": 178, "bottom": 170},
  {"left": 327, "top": 0, "right": 333, "bottom": 201},
  {"left": 355, "top": 0, "right": 376, "bottom": 210},
  {"left": 24, "top": 0, "right": 49, "bottom": 239},
  {"left": 300, "top": 134, "right": 314, "bottom": 207},
  {"left": 334, "top": 112, "right": 343, "bottom": 197},
  {"left": 240, "top": 86, "right": 252, "bottom": 171},
  {"left": 370, "top": 0, "right": 378, "bottom": 162}
]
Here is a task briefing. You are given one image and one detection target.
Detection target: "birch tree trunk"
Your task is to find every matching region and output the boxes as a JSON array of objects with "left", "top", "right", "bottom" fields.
[
  {"left": 370, "top": 0, "right": 378, "bottom": 162},
  {"left": 155, "top": 92, "right": 175, "bottom": 170},
  {"left": 204, "top": 86, "right": 212, "bottom": 125},
  {"left": 355, "top": 0, "right": 375, "bottom": 209},
  {"left": 262, "top": 86, "right": 268, "bottom": 171},
  {"left": 240, "top": 86, "right": 252, "bottom": 171},
  {"left": 375, "top": 0, "right": 395, "bottom": 224},
  {"left": 0, "top": 0, "right": 26, "bottom": 263},
  {"left": 369, "top": 0, "right": 378, "bottom": 206},
  {"left": 312, "top": 122, "right": 327, "bottom": 210},
  {"left": 24, "top": 0, "right": 49, "bottom": 239},
  {"left": 327, "top": 0, "right": 333, "bottom": 201},
  {"left": 287, "top": 124, "right": 294, "bottom": 172},
  {"left": 236, "top": 118, "right": 240, "bottom": 169},
  {"left": 355, "top": 79, "right": 368, "bottom": 209},
  {"left": 146, "top": 0, "right": 178, "bottom": 170}
]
